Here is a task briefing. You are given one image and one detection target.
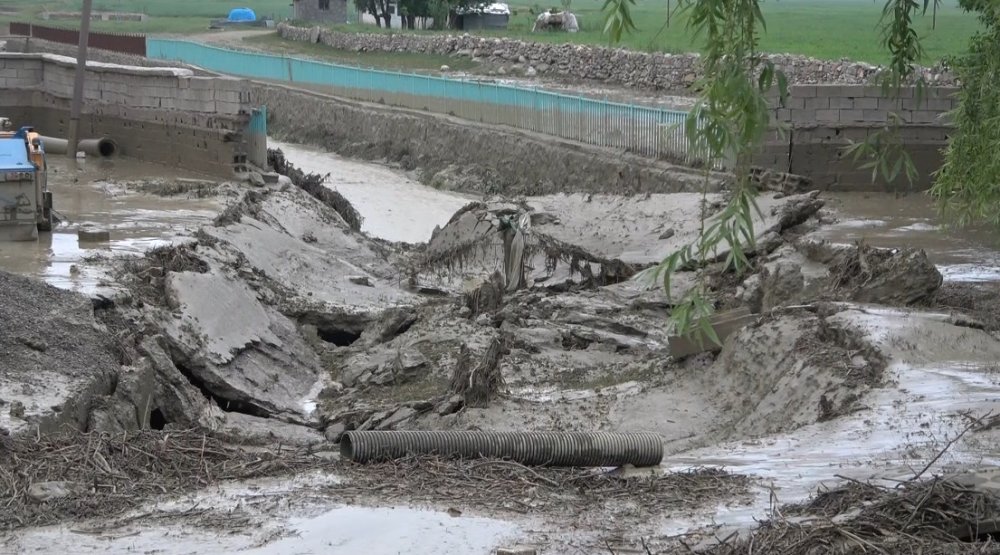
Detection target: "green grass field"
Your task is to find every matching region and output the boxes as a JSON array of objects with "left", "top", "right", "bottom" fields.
[{"left": 0, "top": 0, "right": 981, "bottom": 63}]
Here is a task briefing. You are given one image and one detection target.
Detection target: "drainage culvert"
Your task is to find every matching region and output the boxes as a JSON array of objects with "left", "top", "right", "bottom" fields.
[{"left": 340, "top": 431, "right": 664, "bottom": 467}]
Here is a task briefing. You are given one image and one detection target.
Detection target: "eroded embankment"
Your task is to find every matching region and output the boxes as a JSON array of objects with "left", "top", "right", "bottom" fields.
[
  {"left": 254, "top": 83, "right": 721, "bottom": 197},
  {"left": 3, "top": 148, "right": 1000, "bottom": 553}
]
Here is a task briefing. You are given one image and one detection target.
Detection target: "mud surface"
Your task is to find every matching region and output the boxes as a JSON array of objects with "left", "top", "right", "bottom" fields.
[
  {"left": 813, "top": 191, "right": 1000, "bottom": 283},
  {"left": 0, "top": 156, "right": 223, "bottom": 294},
  {"left": 2, "top": 143, "right": 1000, "bottom": 554},
  {"left": 270, "top": 139, "right": 472, "bottom": 243}
]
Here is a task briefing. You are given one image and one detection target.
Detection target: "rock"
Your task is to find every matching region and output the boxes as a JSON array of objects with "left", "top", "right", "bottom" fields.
[
  {"left": 383, "top": 349, "right": 428, "bottom": 384},
  {"left": 219, "top": 413, "right": 324, "bottom": 445},
  {"left": 248, "top": 172, "right": 266, "bottom": 187},
  {"left": 525, "top": 66, "right": 537, "bottom": 77},
  {"left": 325, "top": 422, "right": 347, "bottom": 442},
  {"left": 28, "top": 481, "right": 86, "bottom": 503},
  {"left": 497, "top": 548, "right": 537, "bottom": 555},
  {"left": 497, "top": 67, "right": 507, "bottom": 75},
  {"left": 440, "top": 64, "right": 450, "bottom": 72},
  {"left": 302, "top": 232, "right": 318, "bottom": 243},
  {"left": 760, "top": 261, "right": 804, "bottom": 311},
  {"left": 16, "top": 336, "right": 48, "bottom": 352},
  {"left": 310, "top": 450, "right": 341, "bottom": 461},
  {"left": 833, "top": 245, "right": 943, "bottom": 306},
  {"left": 738, "top": 273, "right": 763, "bottom": 312},
  {"left": 261, "top": 172, "right": 281, "bottom": 184},
  {"left": 437, "top": 394, "right": 465, "bottom": 416},
  {"left": 359, "top": 307, "right": 417, "bottom": 345},
  {"left": 9, "top": 400, "right": 25, "bottom": 419},
  {"left": 377, "top": 406, "right": 417, "bottom": 429},
  {"left": 78, "top": 227, "right": 110, "bottom": 242},
  {"left": 349, "top": 275, "right": 373, "bottom": 287},
  {"left": 658, "top": 228, "right": 675, "bottom": 240}
]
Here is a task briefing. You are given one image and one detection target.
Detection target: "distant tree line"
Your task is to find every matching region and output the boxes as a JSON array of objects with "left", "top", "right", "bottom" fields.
[{"left": 355, "top": 0, "right": 470, "bottom": 28}]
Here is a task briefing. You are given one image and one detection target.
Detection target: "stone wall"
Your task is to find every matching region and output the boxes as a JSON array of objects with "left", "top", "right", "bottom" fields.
[
  {"left": 0, "top": 53, "right": 256, "bottom": 176},
  {"left": 277, "top": 22, "right": 955, "bottom": 92}
]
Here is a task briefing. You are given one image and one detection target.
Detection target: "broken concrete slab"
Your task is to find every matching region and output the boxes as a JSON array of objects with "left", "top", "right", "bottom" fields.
[
  {"left": 217, "top": 413, "right": 325, "bottom": 446},
  {"left": 164, "top": 269, "right": 279, "bottom": 367},
  {"left": 202, "top": 187, "right": 419, "bottom": 332}
]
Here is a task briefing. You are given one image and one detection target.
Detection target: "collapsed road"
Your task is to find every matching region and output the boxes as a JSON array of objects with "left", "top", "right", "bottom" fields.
[{"left": 2, "top": 135, "right": 1000, "bottom": 554}]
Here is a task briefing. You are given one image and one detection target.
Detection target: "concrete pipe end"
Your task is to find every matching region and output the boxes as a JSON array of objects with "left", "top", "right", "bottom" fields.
[{"left": 96, "top": 138, "right": 118, "bottom": 157}]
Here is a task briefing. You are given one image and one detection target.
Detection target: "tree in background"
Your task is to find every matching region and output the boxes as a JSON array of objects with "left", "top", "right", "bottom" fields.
[
  {"left": 601, "top": 0, "right": 940, "bottom": 341},
  {"left": 354, "top": 0, "right": 393, "bottom": 27},
  {"left": 931, "top": 0, "right": 1000, "bottom": 225}
]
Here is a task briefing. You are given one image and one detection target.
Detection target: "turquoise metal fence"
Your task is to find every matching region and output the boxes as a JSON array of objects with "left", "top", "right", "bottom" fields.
[
  {"left": 147, "top": 39, "right": 692, "bottom": 161},
  {"left": 247, "top": 105, "right": 268, "bottom": 168}
]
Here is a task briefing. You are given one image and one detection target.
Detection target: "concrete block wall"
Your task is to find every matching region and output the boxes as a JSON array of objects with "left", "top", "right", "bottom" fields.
[
  {"left": 0, "top": 53, "right": 256, "bottom": 177},
  {"left": 761, "top": 84, "right": 958, "bottom": 191},
  {"left": 0, "top": 56, "right": 44, "bottom": 88},
  {"left": 29, "top": 55, "right": 249, "bottom": 116},
  {"left": 772, "top": 84, "right": 959, "bottom": 127}
]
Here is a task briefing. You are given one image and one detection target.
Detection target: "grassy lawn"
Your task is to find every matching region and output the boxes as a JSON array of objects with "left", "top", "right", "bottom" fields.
[
  {"left": 242, "top": 32, "right": 478, "bottom": 71},
  {"left": 0, "top": 0, "right": 981, "bottom": 63},
  {"left": 333, "top": 0, "right": 979, "bottom": 63}
]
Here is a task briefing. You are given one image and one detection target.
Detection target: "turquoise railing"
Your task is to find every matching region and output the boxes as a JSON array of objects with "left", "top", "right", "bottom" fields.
[{"left": 147, "top": 39, "right": 692, "bottom": 160}]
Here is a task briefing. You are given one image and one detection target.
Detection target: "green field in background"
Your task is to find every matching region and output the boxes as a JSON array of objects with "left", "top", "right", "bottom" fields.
[{"left": 0, "top": 0, "right": 981, "bottom": 63}]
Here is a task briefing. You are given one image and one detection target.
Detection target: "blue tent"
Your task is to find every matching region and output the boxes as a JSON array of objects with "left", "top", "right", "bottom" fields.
[{"left": 227, "top": 7, "right": 257, "bottom": 21}]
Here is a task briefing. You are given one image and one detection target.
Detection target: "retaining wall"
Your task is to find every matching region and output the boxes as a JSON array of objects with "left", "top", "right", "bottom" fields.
[
  {"left": 0, "top": 53, "right": 257, "bottom": 176},
  {"left": 763, "top": 84, "right": 957, "bottom": 190}
]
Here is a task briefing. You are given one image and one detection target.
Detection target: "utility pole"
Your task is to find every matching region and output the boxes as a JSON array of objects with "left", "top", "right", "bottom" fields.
[{"left": 67, "top": 0, "right": 94, "bottom": 158}]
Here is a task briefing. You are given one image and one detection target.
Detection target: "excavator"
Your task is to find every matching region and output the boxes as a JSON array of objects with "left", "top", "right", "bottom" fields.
[{"left": 0, "top": 117, "right": 54, "bottom": 241}]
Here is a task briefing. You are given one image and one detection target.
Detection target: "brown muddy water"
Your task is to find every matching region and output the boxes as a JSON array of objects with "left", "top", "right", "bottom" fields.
[
  {"left": 813, "top": 191, "right": 1000, "bottom": 283},
  {"left": 0, "top": 156, "right": 221, "bottom": 295},
  {"left": 270, "top": 139, "right": 474, "bottom": 244}
]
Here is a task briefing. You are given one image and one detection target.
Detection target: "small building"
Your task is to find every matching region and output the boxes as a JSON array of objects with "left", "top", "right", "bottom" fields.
[
  {"left": 292, "top": 0, "right": 348, "bottom": 24},
  {"left": 451, "top": 3, "right": 510, "bottom": 31}
]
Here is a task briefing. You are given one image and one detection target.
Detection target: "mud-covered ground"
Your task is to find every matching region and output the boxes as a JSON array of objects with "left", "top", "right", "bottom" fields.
[{"left": 3, "top": 145, "right": 1000, "bottom": 554}]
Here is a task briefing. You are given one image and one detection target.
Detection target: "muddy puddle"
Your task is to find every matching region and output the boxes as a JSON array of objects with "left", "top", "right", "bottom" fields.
[
  {"left": 270, "top": 139, "right": 474, "bottom": 244},
  {"left": 5, "top": 471, "right": 526, "bottom": 555},
  {"left": 816, "top": 192, "right": 1000, "bottom": 282},
  {"left": 0, "top": 157, "right": 221, "bottom": 294},
  {"left": 661, "top": 304, "right": 1000, "bottom": 538}
]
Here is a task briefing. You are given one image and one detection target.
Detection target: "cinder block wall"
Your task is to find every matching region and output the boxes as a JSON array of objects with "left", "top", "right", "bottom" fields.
[
  {"left": 761, "top": 84, "right": 957, "bottom": 191},
  {"left": 0, "top": 53, "right": 254, "bottom": 176}
]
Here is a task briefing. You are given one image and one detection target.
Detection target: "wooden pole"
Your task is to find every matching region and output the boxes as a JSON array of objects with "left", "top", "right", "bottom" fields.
[{"left": 67, "top": 0, "right": 94, "bottom": 158}]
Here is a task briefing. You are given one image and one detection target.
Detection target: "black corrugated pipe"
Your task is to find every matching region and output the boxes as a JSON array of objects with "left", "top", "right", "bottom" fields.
[{"left": 340, "top": 431, "right": 664, "bottom": 467}]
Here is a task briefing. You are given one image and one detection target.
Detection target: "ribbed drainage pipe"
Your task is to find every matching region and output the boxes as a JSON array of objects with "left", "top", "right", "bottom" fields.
[{"left": 340, "top": 431, "right": 664, "bottom": 467}]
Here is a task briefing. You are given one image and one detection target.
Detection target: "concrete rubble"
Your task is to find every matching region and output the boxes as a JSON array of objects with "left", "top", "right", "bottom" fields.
[{"left": 3, "top": 145, "right": 998, "bottom": 555}]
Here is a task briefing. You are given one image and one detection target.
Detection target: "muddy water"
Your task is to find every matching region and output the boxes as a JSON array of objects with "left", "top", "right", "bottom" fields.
[
  {"left": 0, "top": 157, "right": 220, "bottom": 294},
  {"left": 816, "top": 192, "right": 1000, "bottom": 282},
  {"left": 270, "top": 139, "right": 474, "bottom": 244},
  {"left": 5, "top": 471, "right": 526, "bottom": 555},
  {"left": 662, "top": 304, "right": 1000, "bottom": 538}
]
